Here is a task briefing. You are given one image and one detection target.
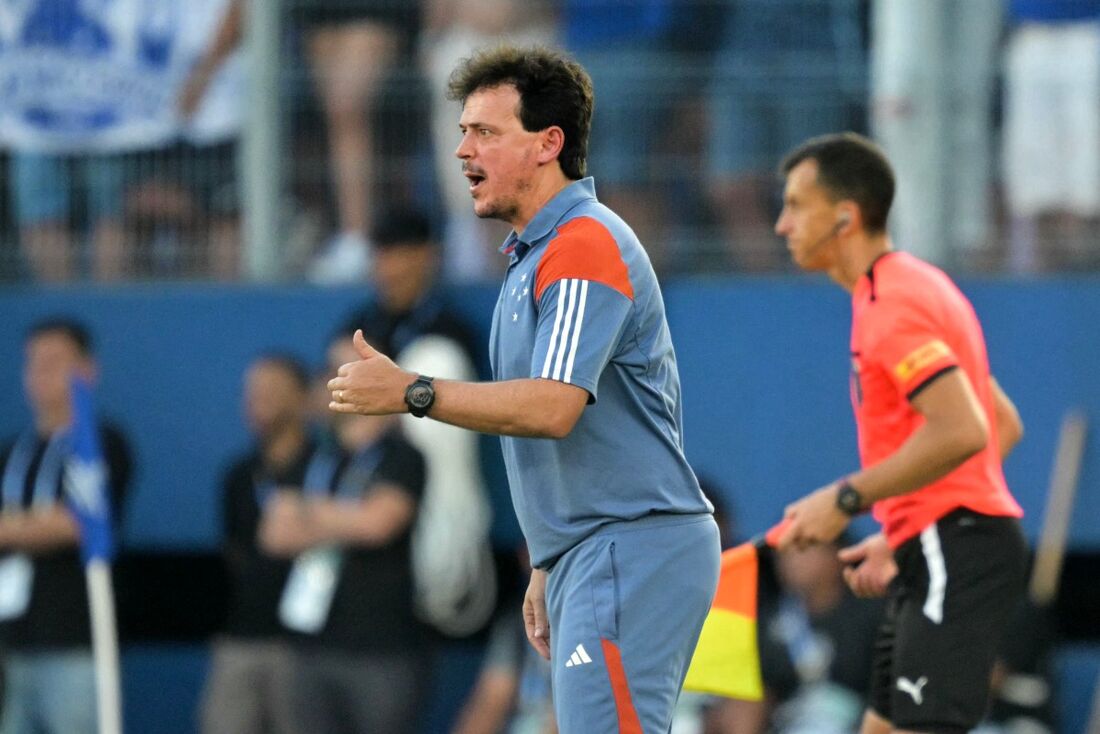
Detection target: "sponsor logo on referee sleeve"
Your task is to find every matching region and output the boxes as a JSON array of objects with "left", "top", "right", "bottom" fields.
[
  {"left": 896, "top": 676, "right": 928, "bottom": 705},
  {"left": 564, "top": 643, "right": 594, "bottom": 668},
  {"left": 894, "top": 340, "right": 952, "bottom": 382}
]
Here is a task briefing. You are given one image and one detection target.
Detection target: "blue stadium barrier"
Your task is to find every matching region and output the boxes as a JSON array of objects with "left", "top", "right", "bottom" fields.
[
  {"left": 1054, "top": 643, "right": 1100, "bottom": 734},
  {"left": 122, "top": 644, "right": 209, "bottom": 734}
]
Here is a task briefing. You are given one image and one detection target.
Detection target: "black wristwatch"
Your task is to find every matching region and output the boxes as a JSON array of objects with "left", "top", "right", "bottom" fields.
[
  {"left": 835, "top": 480, "right": 865, "bottom": 517},
  {"left": 404, "top": 375, "right": 436, "bottom": 418}
]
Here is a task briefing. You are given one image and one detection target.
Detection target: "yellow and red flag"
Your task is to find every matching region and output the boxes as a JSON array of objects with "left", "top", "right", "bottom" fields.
[{"left": 683, "top": 521, "right": 789, "bottom": 700}]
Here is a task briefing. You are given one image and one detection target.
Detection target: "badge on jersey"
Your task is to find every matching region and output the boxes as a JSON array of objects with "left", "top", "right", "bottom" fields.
[{"left": 894, "top": 340, "right": 953, "bottom": 383}]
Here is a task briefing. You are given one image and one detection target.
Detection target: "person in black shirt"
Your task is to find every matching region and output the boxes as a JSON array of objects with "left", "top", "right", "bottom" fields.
[
  {"left": 199, "top": 354, "right": 315, "bottom": 734},
  {"left": 341, "top": 207, "right": 499, "bottom": 638},
  {"left": 0, "top": 319, "right": 131, "bottom": 734},
  {"left": 258, "top": 336, "right": 427, "bottom": 734}
]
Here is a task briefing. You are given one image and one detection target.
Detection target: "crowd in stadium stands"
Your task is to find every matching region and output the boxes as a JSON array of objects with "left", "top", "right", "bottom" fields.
[{"left": 1, "top": 0, "right": 1099, "bottom": 283}]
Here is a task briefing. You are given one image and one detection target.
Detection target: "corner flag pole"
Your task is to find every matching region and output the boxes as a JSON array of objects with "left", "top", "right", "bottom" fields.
[
  {"left": 67, "top": 377, "right": 123, "bottom": 734},
  {"left": 86, "top": 560, "right": 123, "bottom": 734}
]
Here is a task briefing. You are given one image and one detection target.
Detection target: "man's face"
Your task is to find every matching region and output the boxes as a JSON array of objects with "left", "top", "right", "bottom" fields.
[
  {"left": 775, "top": 159, "right": 842, "bottom": 271},
  {"left": 455, "top": 84, "right": 542, "bottom": 224},
  {"left": 24, "top": 332, "right": 90, "bottom": 415},
  {"left": 244, "top": 362, "right": 305, "bottom": 440}
]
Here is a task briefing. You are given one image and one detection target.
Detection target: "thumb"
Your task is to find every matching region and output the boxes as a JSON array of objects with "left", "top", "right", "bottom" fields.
[{"left": 353, "top": 329, "right": 378, "bottom": 359}]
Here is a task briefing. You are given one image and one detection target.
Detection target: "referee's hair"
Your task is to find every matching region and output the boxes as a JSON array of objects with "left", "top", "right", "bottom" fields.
[
  {"left": 26, "top": 317, "right": 94, "bottom": 357},
  {"left": 779, "top": 132, "right": 895, "bottom": 235}
]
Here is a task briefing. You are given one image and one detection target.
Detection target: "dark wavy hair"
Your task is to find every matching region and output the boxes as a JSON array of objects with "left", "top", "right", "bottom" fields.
[{"left": 447, "top": 45, "right": 593, "bottom": 180}]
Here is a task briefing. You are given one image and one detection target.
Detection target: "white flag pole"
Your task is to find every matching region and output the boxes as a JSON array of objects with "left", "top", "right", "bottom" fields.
[{"left": 85, "top": 559, "right": 122, "bottom": 734}]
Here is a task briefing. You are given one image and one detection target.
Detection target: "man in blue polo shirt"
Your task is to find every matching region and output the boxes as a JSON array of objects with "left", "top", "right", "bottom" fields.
[{"left": 327, "top": 45, "right": 719, "bottom": 733}]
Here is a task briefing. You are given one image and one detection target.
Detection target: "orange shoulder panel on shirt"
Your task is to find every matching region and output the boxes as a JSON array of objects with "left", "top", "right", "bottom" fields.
[{"left": 534, "top": 217, "right": 634, "bottom": 302}]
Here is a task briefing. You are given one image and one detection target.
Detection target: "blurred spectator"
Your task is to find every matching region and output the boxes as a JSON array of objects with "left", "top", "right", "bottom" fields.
[
  {"left": 0, "top": 319, "right": 131, "bottom": 734},
  {"left": 260, "top": 334, "right": 428, "bottom": 733},
  {"left": 127, "top": 0, "right": 245, "bottom": 280},
  {"left": 339, "top": 208, "right": 503, "bottom": 729},
  {"left": 1001, "top": 0, "right": 1100, "bottom": 272},
  {"left": 709, "top": 537, "right": 882, "bottom": 734},
  {"left": 420, "top": 0, "right": 554, "bottom": 282},
  {"left": 199, "top": 353, "right": 312, "bottom": 734},
  {"left": 340, "top": 208, "right": 498, "bottom": 638},
  {"left": 291, "top": 0, "right": 422, "bottom": 283},
  {"left": 8, "top": 150, "right": 127, "bottom": 282},
  {"left": 563, "top": 0, "right": 688, "bottom": 272},
  {"left": 706, "top": 0, "right": 865, "bottom": 271},
  {"left": 1, "top": 1, "right": 128, "bottom": 281},
  {"left": 0, "top": 0, "right": 246, "bottom": 282},
  {"left": 871, "top": 0, "right": 1002, "bottom": 267},
  {"left": 124, "top": 140, "right": 241, "bottom": 279}
]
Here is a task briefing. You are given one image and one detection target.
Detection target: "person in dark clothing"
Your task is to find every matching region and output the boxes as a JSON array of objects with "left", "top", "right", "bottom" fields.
[
  {"left": 199, "top": 354, "right": 315, "bottom": 734},
  {"left": 0, "top": 318, "right": 132, "bottom": 734},
  {"left": 258, "top": 336, "right": 428, "bottom": 734}
]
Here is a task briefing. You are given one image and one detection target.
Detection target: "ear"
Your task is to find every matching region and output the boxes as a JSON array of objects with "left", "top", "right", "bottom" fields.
[
  {"left": 537, "top": 126, "right": 565, "bottom": 166},
  {"left": 837, "top": 203, "right": 859, "bottom": 233}
]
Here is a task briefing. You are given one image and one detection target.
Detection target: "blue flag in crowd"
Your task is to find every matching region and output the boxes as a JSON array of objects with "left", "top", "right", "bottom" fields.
[{"left": 65, "top": 376, "right": 114, "bottom": 565}]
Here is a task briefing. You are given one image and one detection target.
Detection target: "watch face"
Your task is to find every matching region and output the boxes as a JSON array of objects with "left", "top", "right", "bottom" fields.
[
  {"left": 408, "top": 384, "right": 433, "bottom": 409},
  {"left": 838, "top": 486, "right": 861, "bottom": 515}
]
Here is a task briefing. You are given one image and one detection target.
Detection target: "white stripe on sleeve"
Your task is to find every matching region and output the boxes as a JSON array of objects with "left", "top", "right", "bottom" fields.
[
  {"left": 552, "top": 279, "right": 579, "bottom": 380},
  {"left": 563, "top": 280, "right": 588, "bottom": 384},
  {"left": 540, "top": 282, "right": 569, "bottom": 378}
]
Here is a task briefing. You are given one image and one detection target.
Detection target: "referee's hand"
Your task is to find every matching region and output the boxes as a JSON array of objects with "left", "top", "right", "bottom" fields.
[
  {"left": 523, "top": 569, "right": 551, "bottom": 660},
  {"left": 839, "top": 533, "right": 897, "bottom": 598},
  {"left": 777, "top": 482, "right": 850, "bottom": 551}
]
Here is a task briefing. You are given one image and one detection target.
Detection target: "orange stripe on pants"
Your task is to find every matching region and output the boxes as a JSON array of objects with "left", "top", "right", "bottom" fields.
[{"left": 601, "top": 639, "right": 643, "bottom": 734}]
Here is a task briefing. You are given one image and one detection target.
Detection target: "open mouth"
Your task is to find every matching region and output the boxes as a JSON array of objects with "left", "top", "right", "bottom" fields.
[{"left": 465, "top": 171, "right": 486, "bottom": 194}]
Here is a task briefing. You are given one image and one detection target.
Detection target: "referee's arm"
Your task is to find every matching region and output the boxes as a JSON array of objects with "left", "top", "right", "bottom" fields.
[
  {"left": 990, "top": 376, "right": 1024, "bottom": 460},
  {"left": 780, "top": 368, "right": 988, "bottom": 549},
  {"left": 845, "top": 367, "right": 989, "bottom": 506}
]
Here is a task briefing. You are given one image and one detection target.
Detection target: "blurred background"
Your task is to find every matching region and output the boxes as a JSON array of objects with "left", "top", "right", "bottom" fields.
[{"left": 0, "top": 1, "right": 1098, "bottom": 733}]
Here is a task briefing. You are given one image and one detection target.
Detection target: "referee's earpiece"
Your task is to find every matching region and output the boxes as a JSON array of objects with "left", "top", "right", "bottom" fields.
[{"left": 805, "top": 213, "right": 852, "bottom": 254}]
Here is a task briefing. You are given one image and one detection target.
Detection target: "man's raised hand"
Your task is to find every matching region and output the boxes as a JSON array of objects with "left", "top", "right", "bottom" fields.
[{"left": 327, "top": 331, "right": 411, "bottom": 415}]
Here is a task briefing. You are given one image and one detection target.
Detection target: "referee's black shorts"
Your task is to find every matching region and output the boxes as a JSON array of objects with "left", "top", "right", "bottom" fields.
[{"left": 869, "top": 508, "right": 1028, "bottom": 734}]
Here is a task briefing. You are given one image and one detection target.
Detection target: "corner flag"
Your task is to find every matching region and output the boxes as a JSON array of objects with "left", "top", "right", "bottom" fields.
[
  {"left": 64, "top": 376, "right": 114, "bottom": 564},
  {"left": 683, "top": 520, "right": 790, "bottom": 700},
  {"left": 65, "top": 375, "right": 124, "bottom": 734}
]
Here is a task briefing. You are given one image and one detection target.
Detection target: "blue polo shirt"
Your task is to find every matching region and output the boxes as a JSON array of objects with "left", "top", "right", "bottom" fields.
[{"left": 488, "top": 178, "right": 711, "bottom": 568}]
